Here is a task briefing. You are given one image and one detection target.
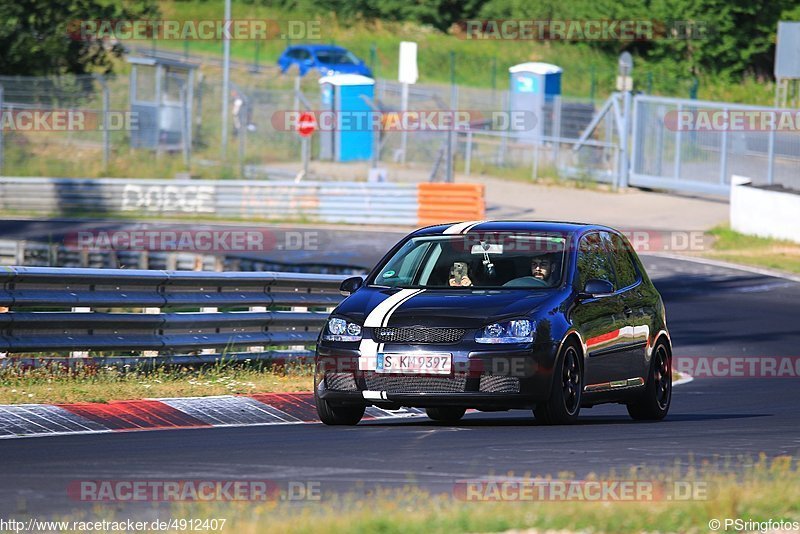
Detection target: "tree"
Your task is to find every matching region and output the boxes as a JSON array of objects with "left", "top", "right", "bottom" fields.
[{"left": 0, "top": 0, "right": 158, "bottom": 76}]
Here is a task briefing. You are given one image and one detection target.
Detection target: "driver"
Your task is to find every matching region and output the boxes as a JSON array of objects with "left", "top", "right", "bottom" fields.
[{"left": 530, "top": 256, "right": 553, "bottom": 282}]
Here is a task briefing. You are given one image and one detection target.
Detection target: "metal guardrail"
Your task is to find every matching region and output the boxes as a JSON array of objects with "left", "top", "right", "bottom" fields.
[
  {"left": 0, "top": 266, "right": 347, "bottom": 361},
  {"left": 0, "top": 177, "right": 485, "bottom": 226}
]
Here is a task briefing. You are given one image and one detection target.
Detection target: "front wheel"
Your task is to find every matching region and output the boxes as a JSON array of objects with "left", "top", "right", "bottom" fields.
[
  {"left": 627, "top": 342, "right": 671, "bottom": 421},
  {"left": 315, "top": 392, "right": 365, "bottom": 425},
  {"left": 426, "top": 407, "right": 466, "bottom": 422},
  {"left": 534, "top": 341, "right": 582, "bottom": 425}
]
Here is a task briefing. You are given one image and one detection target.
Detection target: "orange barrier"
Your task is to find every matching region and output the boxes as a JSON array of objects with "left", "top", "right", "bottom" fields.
[{"left": 417, "top": 183, "right": 486, "bottom": 226}]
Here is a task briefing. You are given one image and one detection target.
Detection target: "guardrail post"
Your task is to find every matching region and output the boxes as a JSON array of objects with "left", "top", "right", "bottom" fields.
[
  {"left": 200, "top": 307, "right": 218, "bottom": 355},
  {"left": 143, "top": 307, "right": 161, "bottom": 357},
  {"left": 290, "top": 305, "right": 307, "bottom": 351},
  {"left": 0, "top": 306, "right": 6, "bottom": 358},
  {"left": 248, "top": 305, "right": 267, "bottom": 354},
  {"left": 70, "top": 307, "right": 91, "bottom": 358}
]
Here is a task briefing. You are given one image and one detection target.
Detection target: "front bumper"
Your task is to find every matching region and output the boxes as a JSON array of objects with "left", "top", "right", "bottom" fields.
[{"left": 314, "top": 342, "right": 559, "bottom": 409}]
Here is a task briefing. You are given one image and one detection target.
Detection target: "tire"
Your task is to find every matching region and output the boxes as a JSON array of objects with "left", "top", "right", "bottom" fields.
[
  {"left": 426, "top": 407, "right": 467, "bottom": 422},
  {"left": 627, "top": 342, "right": 671, "bottom": 421},
  {"left": 315, "top": 392, "right": 365, "bottom": 426},
  {"left": 534, "top": 341, "right": 582, "bottom": 425}
]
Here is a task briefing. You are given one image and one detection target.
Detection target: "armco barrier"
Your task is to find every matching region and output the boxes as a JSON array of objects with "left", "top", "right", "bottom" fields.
[
  {"left": 0, "top": 177, "right": 485, "bottom": 227},
  {"left": 0, "top": 266, "right": 346, "bottom": 361}
]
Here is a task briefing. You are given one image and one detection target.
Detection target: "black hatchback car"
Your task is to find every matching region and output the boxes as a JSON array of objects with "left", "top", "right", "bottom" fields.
[{"left": 314, "top": 221, "right": 672, "bottom": 425}]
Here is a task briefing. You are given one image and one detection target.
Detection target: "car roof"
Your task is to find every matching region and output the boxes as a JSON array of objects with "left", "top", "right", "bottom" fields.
[
  {"left": 287, "top": 44, "right": 347, "bottom": 52},
  {"left": 411, "top": 220, "right": 619, "bottom": 237}
]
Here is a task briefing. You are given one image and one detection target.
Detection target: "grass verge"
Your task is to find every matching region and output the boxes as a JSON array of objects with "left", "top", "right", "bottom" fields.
[
  {"left": 67, "top": 455, "right": 799, "bottom": 533},
  {"left": 0, "top": 361, "right": 313, "bottom": 404},
  {"left": 703, "top": 226, "right": 800, "bottom": 275},
  {"left": 0, "top": 362, "right": 688, "bottom": 405}
]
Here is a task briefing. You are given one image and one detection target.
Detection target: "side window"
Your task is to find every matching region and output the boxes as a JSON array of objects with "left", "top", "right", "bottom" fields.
[
  {"left": 576, "top": 233, "right": 616, "bottom": 290},
  {"left": 608, "top": 233, "right": 640, "bottom": 289},
  {"left": 298, "top": 49, "right": 311, "bottom": 61}
]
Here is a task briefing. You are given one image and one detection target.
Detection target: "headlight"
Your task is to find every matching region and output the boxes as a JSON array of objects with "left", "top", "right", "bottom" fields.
[
  {"left": 476, "top": 319, "right": 534, "bottom": 344},
  {"left": 323, "top": 318, "right": 362, "bottom": 342}
]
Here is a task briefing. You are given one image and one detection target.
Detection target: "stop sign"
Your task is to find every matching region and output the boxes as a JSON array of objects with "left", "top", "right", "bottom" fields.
[{"left": 297, "top": 112, "right": 317, "bottom": 137}]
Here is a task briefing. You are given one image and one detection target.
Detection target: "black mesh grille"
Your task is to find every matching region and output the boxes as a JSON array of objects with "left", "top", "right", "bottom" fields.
[
  {"left": 325, "top": 372, "right": 358, "bottom": 391},
  {"left": 479, "top": 375, "right": 521, "bottom": 393},
  {"left": 374, "top": 327, "right": 466, "bottom": 344},
  {"left": 364, "top": 372, "right": 468, "bottom": 393}
]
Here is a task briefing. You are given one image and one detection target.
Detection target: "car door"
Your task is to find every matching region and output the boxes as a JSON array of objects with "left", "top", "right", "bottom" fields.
[
  {"left": 606, "top": 232, "right": 651, "bottom": 382},
  {"left": 572, "top": 232, "right": 627, "bottom": 388}
]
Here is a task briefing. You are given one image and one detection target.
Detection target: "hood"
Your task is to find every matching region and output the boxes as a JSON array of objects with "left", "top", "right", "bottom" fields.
[{"left": 335, "top": 286, "right": 562, "bottom": 329}]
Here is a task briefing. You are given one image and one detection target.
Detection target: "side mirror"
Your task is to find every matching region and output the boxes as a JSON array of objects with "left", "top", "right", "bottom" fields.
[
  {"left": 339, "top": 276, "right": 363, "bottom": 296},
  {"left": 579, "top": 279, "right": 614, "bottom": 299}
]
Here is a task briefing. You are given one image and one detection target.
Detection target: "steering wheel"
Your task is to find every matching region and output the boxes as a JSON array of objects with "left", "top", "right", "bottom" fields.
[{"left": 502, "top": 276, "right": 548, "bottom": 288}]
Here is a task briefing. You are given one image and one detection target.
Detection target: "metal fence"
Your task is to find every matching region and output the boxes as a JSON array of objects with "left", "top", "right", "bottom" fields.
[
  {"left": 0, "top": 266, "right": 346, "bottom": 364},
  {"left": 631, "top": 95, "right": 800, "bottom": 195},
  {"left": 4, "top": 64, "right": 799, "bottom": 197}
]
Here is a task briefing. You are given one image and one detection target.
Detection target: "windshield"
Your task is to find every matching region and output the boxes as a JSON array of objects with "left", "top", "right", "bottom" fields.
[
  {"left": 369, "top": 233, "right": 567, "bottom": 289},
  {"left": 315, "top": 49, "right": 359, "bottom": 65}
]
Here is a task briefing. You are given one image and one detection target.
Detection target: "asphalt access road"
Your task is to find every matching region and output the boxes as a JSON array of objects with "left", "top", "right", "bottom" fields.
[
  {"left": 0, "top": 255, "right": 798, "bottom": 517},
  {"left": 0, "top": 218, "right": 405, "bottom": 270}
]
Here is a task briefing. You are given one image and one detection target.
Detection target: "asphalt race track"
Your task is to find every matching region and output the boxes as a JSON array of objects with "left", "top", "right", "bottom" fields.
[{"left": 0, "top": 228, "right": 799, "bottom": 517}]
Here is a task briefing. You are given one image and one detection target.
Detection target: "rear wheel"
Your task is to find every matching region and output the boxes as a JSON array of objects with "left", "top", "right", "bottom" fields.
[
  {"left": 315, "top": 392, "right": 365, "bottom": 426},
  {"left": 534, "top": 341, "right": 582, "bottom": 425},
  {"left": 426, "top": 407, "right": 466, "bottom": 422},
  {"left": 627, "top": 342, "right": 671, "bottom": 420}
]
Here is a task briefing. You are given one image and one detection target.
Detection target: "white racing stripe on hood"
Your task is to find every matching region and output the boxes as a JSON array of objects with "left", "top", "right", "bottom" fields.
[
  {"left": 358, "top": 288, "right": 425, "bottom": 371},
  {"left": 443, "top": 220, "right": 486, "bottom": 234}
]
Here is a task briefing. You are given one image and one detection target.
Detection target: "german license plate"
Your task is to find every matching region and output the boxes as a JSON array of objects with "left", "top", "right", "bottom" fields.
[{"left": 376, "top": 353, "right": 452, "bottom": 374}]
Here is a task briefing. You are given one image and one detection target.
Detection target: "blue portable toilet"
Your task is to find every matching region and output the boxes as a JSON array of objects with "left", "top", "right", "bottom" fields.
[
  {"left": 318, "top": 74, "right": 375, "bottom": 162},
  {"left": 508, "top": 62, "right": 562, "bottom": 143}
]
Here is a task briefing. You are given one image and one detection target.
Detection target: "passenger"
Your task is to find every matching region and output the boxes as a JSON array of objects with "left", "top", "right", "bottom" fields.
[{"left": 449, "top": 261, "right": 473, "bottom": 287}]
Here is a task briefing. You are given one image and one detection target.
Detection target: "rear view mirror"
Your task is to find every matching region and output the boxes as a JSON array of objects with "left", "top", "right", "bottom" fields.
[
  {"left": 580, "top": 279, "right": 614, "bottom": 298},
  {"left": 339, "top": 276, "right": 364, "bottom": 296}
]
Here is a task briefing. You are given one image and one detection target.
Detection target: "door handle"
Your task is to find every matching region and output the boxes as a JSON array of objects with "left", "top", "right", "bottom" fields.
[{"left": 623, "top": 306, "right": 633, "bottom": 317}]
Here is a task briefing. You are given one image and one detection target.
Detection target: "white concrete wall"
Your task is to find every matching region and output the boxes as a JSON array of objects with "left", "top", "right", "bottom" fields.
[{"left": 730, "top": 175, "right": 800, "bottom": 243}]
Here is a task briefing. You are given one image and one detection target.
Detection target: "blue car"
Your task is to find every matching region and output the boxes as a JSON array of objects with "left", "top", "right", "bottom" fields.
[
  {"left": 315, "top": 221, "right": 673, "bottom": 426},
  {"left": 277, "top": 44, "right": 373, "bottom": 78}
]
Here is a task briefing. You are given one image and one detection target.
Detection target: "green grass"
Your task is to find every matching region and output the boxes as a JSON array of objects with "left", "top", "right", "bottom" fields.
[
  {"left": 145, "top": 0, "right": 775, "bottom": 104},
  {"left": 0, "top": 361, "right": 313, "bottom": 404},
  {"left": 704, "top": 226, "right": 800, "bottom": 275}
]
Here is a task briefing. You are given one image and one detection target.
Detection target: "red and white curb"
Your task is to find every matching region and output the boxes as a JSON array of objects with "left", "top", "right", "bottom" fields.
[{"left": 0, "top": 393, "right": 425, "bottom": 440}]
